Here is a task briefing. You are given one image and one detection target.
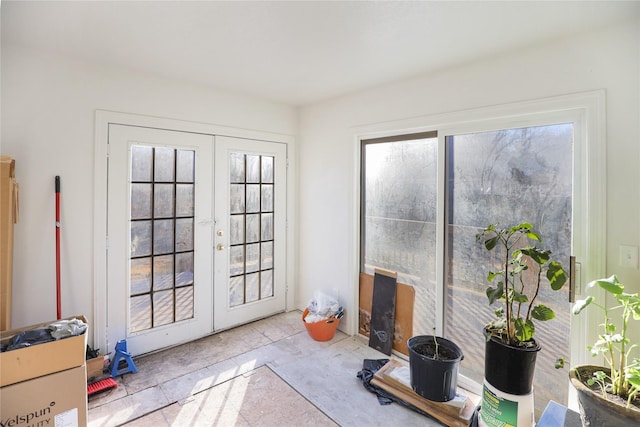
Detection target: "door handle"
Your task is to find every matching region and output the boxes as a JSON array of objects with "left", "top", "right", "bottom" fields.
[
  {"left": 569, "top": 256, "right": 576, "bottom": 303},
  {"left": 217, "top": 244, "right": 225, "bottom": 251}
]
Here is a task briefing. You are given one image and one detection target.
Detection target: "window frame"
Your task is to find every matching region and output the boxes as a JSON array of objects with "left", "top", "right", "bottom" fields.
[{"left": 354, "top": 90, "right": 606, "bottom": 395}]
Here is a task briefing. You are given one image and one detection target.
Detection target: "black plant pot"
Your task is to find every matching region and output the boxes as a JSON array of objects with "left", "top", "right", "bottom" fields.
[
  {"left": 570, "top": 365, "right": 640, "bottom": 426},
  {"left": 408, "top": 335, "right": 464, "bottom": 402},
  {"left": 484, "top": 336, "right": 540, "bottom": 395}
]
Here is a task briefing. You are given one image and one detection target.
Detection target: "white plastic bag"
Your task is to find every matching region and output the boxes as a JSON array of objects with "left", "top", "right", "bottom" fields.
[{"left": 305, "top": 291, "right": 341, "bottom": 323}]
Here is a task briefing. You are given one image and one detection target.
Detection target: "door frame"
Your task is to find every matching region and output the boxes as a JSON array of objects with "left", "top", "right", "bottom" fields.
[{"left": 94, "top": 111, "right": 296, "bottom": 355}]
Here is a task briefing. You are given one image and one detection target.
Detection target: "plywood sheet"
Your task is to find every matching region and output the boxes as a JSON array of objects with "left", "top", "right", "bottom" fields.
[
  {"left": 359, "top": 272, "right": 414, "bottom": 356},
  {"left": 372, "top": 359, "right": 480, "bottom": 427}
]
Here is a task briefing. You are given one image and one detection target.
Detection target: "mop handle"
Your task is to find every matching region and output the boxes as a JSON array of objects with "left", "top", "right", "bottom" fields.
[{"left": 55, "top": 176, "right": 61, "bottom": 320}]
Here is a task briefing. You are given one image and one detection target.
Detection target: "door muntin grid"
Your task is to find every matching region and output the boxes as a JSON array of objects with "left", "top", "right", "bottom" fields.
[
  {"left": 228, "top": 153, "right": 275, "bottom": 307},
  {"left": 129, "top": 145, "right": 196, "bottom": 333}
]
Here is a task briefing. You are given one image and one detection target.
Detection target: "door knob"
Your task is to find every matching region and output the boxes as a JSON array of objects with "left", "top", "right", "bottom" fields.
[{"left": 217, "top": 244, "right": 225, "bottom": 251}]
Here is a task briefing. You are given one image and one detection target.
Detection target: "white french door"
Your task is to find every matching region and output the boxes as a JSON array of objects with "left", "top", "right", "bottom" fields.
[
  {"left": 213, "top": 136, "right": 287, "bottom": 330},
  {"left": 106, "top": 125, "right": 287, "bottom": 356}
]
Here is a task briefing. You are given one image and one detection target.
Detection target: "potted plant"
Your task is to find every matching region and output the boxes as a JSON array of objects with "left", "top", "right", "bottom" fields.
[
  {"left": 570, "top": 274, "right": 640, "bottom": 425},
  {"left": 476, "top": 222, "right": 567, "bottom": 426},
  {"left": 407, "top": 332, "right": 464, "bottom": 402}
]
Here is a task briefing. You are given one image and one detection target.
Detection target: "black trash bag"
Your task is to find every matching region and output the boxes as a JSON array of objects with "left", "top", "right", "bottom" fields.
[
  {"left": 356, "top": 358, "right": 432, "bottom": 416},
  {"left": 356, "top": 358, "right": 394, "bottom": 405},
  {"left": 356, "top": 358, "right": 480, "bottom": 426},
  {"left": 4, "top": 329, "right": 54, "bottom": 351}
]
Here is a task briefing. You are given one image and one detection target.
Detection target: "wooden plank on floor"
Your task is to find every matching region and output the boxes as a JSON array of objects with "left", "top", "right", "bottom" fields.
[{"left": 372, "top": 359, "right": 480, "bottom": 427}]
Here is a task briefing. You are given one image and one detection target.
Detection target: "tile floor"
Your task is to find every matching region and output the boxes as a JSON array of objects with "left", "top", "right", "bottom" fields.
[{"left": 87, "top": 311, "right": 444, "bottom": 426}]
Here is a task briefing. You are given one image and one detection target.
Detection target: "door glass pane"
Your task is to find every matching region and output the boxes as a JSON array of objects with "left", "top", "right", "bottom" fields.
[
  {"left": 228, "top": 153, "right": 276, "bottom": 307},
  {"left": 131, "top": 146, "right": 153, "bottom": 181},
  {"left": 246, "top": 214, "right": 260, "bottom": 243},
  {"left": 175, "top": 252, "right": 194, "bottom": 287},
  {"left": 444, "top": 124, "right": 573, "bottom": 416},
  {"left": 262, "top": 156, "right": 274, "bottom": 183},
  {"left": 131, "top": 184, "right": 152, "bottom": 219},
  {"left": 153, "top": 219, "right": 174, "bottom": 254},
  {"left": 154, "top": 147, "right": 175, "bottom": 182},
  {"left": 175, "top": 218, "right": 193, "bottom": 252},
  {"left": 176, "top": 184, "right": 194, "bottom": 217},
  {"left": 130, "top": 145, "right": 196, "bottom": 333},
  {"left": 176, "top": 150, "right": 194, "bottom": 183},
  {"left": 131, "top": 221, "right": 151, "bottom": 257},
  {"left": 246, "top": 155, "right": 260, "bottom": 183},
  {"left": 130, "top": 258, "right": 151, "bottom": 294},
  {"left": 230, "top": 216, "right": 244, "bottom": 245},
  {"left": 153, "top": 255, "right": 174, "bottom": 291},
  {"left": 361, "top": 136, "right": 438, "bottom": 336},
  {"left": 230, "top": 153, "right": 245, "bottom": 183},
  {"left": 230, "top": 184, "right": 245, "bottom": 214},
  {"left": 262, "top": 185, "right": 273, "bottom": 211},
  {"left": 246, "top": 185, "right": 261, "bottom": 212},
  {"left": 154, "top": 184, "right": 174, "bottom": 217}
]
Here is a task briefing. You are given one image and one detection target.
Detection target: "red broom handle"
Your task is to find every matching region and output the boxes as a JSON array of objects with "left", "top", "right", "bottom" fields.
[{"left": 55, "top": 176, "right": 61, "bottom": 320}]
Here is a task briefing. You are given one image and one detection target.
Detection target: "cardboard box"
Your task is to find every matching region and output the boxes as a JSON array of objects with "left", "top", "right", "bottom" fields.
[
  {"left": 0, "top": 365, "right": 88, "bottom": 426},
  {"left": 0, "top": 156, "right": 18, "bottom": 331},
  {"left": 86, "top": 355, "right": 106, "bottom": 381},
  {"left": 0, "top": 315, "right": 87, "bottom": 387}
]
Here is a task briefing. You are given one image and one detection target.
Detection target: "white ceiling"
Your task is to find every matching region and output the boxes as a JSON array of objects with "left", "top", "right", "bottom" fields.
[{"left": 3, "top": 1, "right": 639, "bottom": 106}]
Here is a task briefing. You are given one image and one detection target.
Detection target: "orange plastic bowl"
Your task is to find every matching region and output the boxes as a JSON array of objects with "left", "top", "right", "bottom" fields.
[{"left": 302, "top": 308, "right": 341, "bottom": 341}]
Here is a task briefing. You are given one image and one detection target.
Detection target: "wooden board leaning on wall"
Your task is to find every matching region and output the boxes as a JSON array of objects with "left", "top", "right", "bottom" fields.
[{"left": 359, "top": 272, "right": 414, "bottom": 356}]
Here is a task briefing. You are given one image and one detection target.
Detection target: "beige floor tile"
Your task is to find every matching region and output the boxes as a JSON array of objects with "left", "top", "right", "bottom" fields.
[{"left": 89, "top": 311, "right": 442, "bottom": 426}]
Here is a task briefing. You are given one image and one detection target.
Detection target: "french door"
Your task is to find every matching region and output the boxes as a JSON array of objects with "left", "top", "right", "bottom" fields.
[
  {"left": 107, "top": 125, "right": 286, "bottom": 356},
  {"left": 213, "top": 136, "right": 287, "bottom": 330}
]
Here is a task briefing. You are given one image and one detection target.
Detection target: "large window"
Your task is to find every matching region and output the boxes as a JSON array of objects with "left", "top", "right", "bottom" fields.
[{"left": 361, "top": 123, "right": 575, "bottom": 416}]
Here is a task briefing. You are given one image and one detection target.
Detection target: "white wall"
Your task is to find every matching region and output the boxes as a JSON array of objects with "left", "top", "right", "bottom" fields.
[
  {"left": 298, "top": 18, "right": 640, "bottom": 347},
  {"left": 1, "top": 44, "right": 297, "bottom": 336}
]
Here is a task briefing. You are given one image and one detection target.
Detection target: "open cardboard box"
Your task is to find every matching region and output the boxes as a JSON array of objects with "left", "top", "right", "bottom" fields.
[
  {"left": 0, "top": 315, "right": 87, "bottom": 387},
  {"left": 86, "top": 354, "right": 106, "bottom": 381}
]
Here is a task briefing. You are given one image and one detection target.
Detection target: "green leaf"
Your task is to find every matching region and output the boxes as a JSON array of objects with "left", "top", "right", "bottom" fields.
[
  {"left": 526, "top": 231, "right": 541, "bottom": 241},
  {"left": 520, "top": 246, "right": 550, "bottom": 265},
  {"left": 547, "top": 261, "right": 568, "bottom": 290},
  {"left": 484, "top": 236, "right": 499, "bottom": 250},
  {"left": 486, "top": 282, "right": 504, "bottom": 305},
  {"left": 512, "top": 222, "right": 533, "bottom": 233},
  {"left": 532, "top": 304, "right": 556, "bottom": 321},
  {"left": 626, "top": 372, "right": 640, "bottom": 388},
  {"left": 512, "top": 290, "right": 529, "bottom": 303},
  {"left": 555, "top": 357, "right": 566, "bottom": 369},
  {"left": 587, "top": 275, "right": 624, "bottom": 295},
  {"left": 514, "top": 318, "right": 535, "bottom": 342},
  {"left": 573, "top": 296, "right": 593, "bottom": 315}
]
